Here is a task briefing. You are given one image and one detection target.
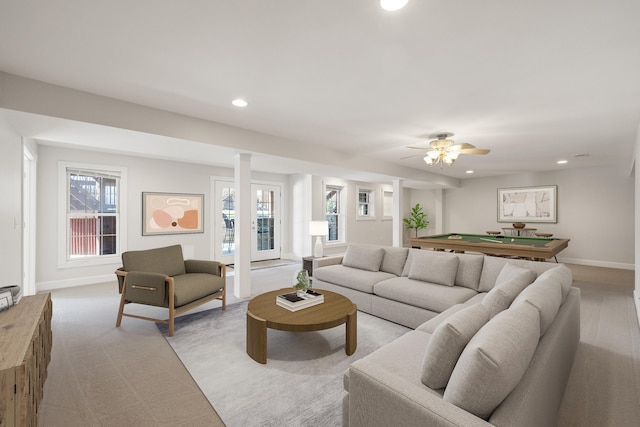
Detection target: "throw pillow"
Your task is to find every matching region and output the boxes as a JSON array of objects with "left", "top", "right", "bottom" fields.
[
  {"left": 443, "top": 303, "right": 540, "bottom": 420},
  {"left": 342, "top": 244, "right": 385, "bottom": 272},
  {"left": 535, "top": 265, "right": 573, "bottom": 303},
  {"left": 481, "top": 267, "right": 536, "bottom": 317},
  {"left": 512, "top": 275, "right": 562, "bottom": 337},
  {"left": 421, "top": 303, "right": 492, "bottom": 389},
  {"left": 380, "top": 246, "right": 409, "bottom": 276},
  {"left": 408, "top": 251, "right": 459, "bottom": 287},
  {"left": 453, "top": 253, "right": 484, "bottom": 290},
  {"left": 401, "top": 248, "right": 420, "bottom": 277},
  {"left": 495, "top": 263, "right": 536, "bottom": 287}
]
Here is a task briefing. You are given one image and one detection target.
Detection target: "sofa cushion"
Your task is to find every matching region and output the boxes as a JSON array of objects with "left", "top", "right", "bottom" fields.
[
  {"left": 342, "top": 244, "right": 385, "bottom": 272},
  {"left": 477, "top": 256, "right": 561, "bottom": 292},
  {"left": 481, "top": 265, "right": 536, "bottom": 317},
  {"left": 122, "top": 244, "right": 186, "bottom": 277},
  {"left": 400, "top": 248, "right": 420, "bottom": 277},
  {"left": 374, "top": 277, "right": 478, "bottom": 313},
  {"left": 408, "top": 251, "right": 459, "bottom": 287},
  {"left": 512, "top": 275, "right": 562, "bottom": 337},
  {"left": 314, "top": 265, "right": 396, "bottom": 294},
  {"left": 421, "top": 303, "right": 492, "bottom": 389},
  {"left": 453, "top": 253, "right": 484, "bottom": 291},
  {"left": 443, "top": 303, "right": 540, "bottom": 420},
  {"left": 535, "top": 265, "right": 573, "bottom": 303},
  {"left": 380, "top": 246, "right": 409, "bottom": 276}
]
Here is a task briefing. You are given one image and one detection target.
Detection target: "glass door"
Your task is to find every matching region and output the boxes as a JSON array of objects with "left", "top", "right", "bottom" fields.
[
  {"left": 214, "top": 181, "right": 281, "bottom": 264},
  {"left": 251, "top": 184, "right": 280, "bottom": 261}
]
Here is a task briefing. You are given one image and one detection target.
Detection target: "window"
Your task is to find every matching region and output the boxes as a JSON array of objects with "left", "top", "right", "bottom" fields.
[
  {"left": 59, "top": 162, "right": 127, "bottom": 267},
  {"left": 357, "top": 187, "right": 375, "bottom": 219},
  {"left": 382, "top": 190, "right": 393, "bottom": 220},
  {"left": 325, "top": 185, "right": 343, "bottom": 243}
]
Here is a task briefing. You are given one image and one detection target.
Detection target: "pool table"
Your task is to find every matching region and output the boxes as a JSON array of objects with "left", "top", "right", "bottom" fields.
[{"left": 409, "top": 233, "right": 570, "bottom": 261}]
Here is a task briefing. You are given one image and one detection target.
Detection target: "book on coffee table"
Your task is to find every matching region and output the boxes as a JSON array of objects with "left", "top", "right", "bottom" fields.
[{"left": 276, "top": 290, "right": 324, "bottom": 311}]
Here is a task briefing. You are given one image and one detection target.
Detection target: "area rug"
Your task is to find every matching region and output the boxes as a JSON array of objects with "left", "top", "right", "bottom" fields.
[{"left": 157, "top": 301, "right": 410, "bottom": 426}]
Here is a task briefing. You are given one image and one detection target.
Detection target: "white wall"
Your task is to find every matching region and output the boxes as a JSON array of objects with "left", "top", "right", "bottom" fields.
[
  {"left": 36, "top": 145, "right": 290, "bottom": 290},
  {"left": 0, "top": 126, "right": 23, "bottom": 288},
  {"left": 409, "top": 166, "right": 634, "bottom": 268}
]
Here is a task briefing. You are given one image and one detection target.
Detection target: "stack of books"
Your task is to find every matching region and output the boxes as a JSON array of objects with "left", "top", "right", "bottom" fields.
[{"left": 276, "top": 289, "right": 324, "bottom": 312}]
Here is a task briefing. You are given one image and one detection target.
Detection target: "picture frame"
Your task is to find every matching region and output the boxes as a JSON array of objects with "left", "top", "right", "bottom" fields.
[
  {"left": 142, "top": 192, "right": 204, "bottom": 235},
  {"left": 497, "top": 185, "right": 557, "bottom": 223}
]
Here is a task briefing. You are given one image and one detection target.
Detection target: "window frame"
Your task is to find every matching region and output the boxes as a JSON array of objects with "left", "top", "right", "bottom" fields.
[
  {"left": 58, "top": 161, "right": 128, "bottom": 268},
  {"left": 325, "top": 184, "right": 345, "bottom": 245},
  {"left": 356, "top": 186, "right": 375, "bottom": 220}
]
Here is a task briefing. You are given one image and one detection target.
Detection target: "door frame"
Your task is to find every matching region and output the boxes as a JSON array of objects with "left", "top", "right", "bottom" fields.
[{"left": 211, "top": 178, "right": 282, "bottom": 264}]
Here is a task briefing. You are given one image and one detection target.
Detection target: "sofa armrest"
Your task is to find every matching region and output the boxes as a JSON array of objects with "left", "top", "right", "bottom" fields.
[
  {"left": 185, "top": 260, "right": 226, "bottom": 277},
  {"left": 314, "top": 255, "right": 344, "bottom": 269},
  {"left": 124, "top": 271, "right": 170, "bottom": 307},
  {"left": 348, "top": 360, "right": 491, "bottom": 427}
]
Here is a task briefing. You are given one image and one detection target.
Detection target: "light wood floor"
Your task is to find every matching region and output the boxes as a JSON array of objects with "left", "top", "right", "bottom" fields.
[{"left": 37, "top": 262, "right": 639, "bottom": 426}]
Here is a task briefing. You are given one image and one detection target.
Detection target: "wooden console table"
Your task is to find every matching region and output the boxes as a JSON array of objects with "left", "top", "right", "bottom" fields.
[{"left": 0, "top": 293, "right": 53, "bottom": 427}]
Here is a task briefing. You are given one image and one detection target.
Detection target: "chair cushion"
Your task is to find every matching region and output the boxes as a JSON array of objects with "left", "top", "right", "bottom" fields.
[
  {"left": 380, "top": 246, "right": 409, "bottom": 276},
  {"left": 481, "top": 265, "right": 536, "bottom": 317},
  {"left": 122, "top": 245, "right": 186, "bottom": 277},
  {"left": 342, "top": 244, "right": 385, "bottom": 272},
  {"left": 421, "top": 303, "right": 492, "bottom": 389},
  {"left": 408, "top": 251, "right": 459, "bottom": 287},
  {"left": 443, "top": 303, "right": 540, "bottom": 420},
  {"left": 173, "top": 273, "right": 224, "bottom": 307}
]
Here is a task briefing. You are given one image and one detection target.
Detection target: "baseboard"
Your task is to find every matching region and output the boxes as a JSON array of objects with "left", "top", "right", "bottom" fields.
[
  {"left": 37, "top": 274, "right": 115, "bottom": 292},
  {"left": 559, "top": 257, "right": 635, "bottom": 270},
  {"left": 635, "top": 290, "right": 640, "bottom": 329}
]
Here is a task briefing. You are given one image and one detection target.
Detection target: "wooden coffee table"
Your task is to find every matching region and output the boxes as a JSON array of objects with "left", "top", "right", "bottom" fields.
[{"left": 246, "top": 288, "right": 357, "bottom": 364}]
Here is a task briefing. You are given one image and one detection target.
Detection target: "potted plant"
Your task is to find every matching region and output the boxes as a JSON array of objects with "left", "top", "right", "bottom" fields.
[
  {"left": 293, "top": 269, "right": 310, "bottom": 296},
  {"left": 403, "top": 203, "right": 429, "bottom": 238}
]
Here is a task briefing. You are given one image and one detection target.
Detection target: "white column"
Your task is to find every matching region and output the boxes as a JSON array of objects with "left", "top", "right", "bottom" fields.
[
  {"left": 434, "top": 188, "right": 444, "bottom": 234},
  {"left": 392, "top": 179, "right": 403, "bottom": 247},
  {"left": 234, "top": 153, "right": 252, "bottom": 299}
]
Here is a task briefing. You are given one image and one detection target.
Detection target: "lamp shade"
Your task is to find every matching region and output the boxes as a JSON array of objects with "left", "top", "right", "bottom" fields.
[{"left": 309, "top": 221, "right": 328, "bottom": 236}]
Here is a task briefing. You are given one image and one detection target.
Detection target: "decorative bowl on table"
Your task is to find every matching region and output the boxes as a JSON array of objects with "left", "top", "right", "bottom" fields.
[{"left": 512, "top": 222, "right": 526, "bottom": 229}]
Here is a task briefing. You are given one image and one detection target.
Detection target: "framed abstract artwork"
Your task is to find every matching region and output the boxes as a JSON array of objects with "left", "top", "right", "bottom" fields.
[
  {"left": 142, "top": 192, "right": 204, "bottom": 235},
  {"left": 497, "top": 185, "right": 557, "bottom": 223}
]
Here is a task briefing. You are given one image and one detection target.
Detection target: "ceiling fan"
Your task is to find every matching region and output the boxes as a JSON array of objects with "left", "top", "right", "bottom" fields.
[{"left": 404, "top": 133, "right": 490, "bottom": 167}]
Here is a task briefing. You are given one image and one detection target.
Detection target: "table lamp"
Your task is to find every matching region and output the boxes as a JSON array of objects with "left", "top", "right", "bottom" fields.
[{"left": 309, "top": 221, "right": 328, "bottom": 258}]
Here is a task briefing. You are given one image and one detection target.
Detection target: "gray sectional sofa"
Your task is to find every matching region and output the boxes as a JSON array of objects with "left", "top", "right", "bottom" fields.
[{"left": 312, "top": 243, "right": 580, "bottom": 427}]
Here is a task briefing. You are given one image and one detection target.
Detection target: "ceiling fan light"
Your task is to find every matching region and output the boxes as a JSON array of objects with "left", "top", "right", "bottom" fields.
[
  {"left": 380, "top": 0, "right": 409, "bottom": 11},
  {"left": 427, "top": 150, "right": 439, "bottom": 159},
  {"left": 444, "top": 157, "right": 455, "bottom": 166},
  {"left": 423, "top": 156, "right": 434, "bottom": 166},
  {"left": 447, "top": 152, "right": 460, "bottom": 160}
]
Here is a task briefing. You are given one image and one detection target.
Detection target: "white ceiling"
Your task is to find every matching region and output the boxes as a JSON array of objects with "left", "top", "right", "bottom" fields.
[{"left": 0, "top": 0, "right": 639, "bottom": 184}]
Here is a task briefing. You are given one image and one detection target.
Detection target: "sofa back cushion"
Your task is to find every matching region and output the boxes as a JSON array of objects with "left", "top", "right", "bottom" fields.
[
  {"left": 342, "top": 244, "right": 385, "bottom": 272},
  {"left": 512, "top": 274, "right": 563, "bottom": 337},
  {"left": 122, "top": 244, "right": 186, "bottom": 277},
  {"left": 534, "top": 265, "right": 573, "bottom": 303},
  {"left": 380, "top": 246, "right": 409, "bottom": 276},
  {"left": 408, "top": 251, "right": 459, "bottom": 287},
  {"left": 477, "top": 256, "right": 561, "bottom": 293},
  {"left": 453, "top": 253, "right": 484, "bottom": 291},
  {"left": 443, "top": 303, "right": 541, "bottom": 420},
  {"left": 481, "top": 264, "right": 536, "bottom": 317},
  {"left": 421, "top": 303, "right": 492, "bottom": 389}
]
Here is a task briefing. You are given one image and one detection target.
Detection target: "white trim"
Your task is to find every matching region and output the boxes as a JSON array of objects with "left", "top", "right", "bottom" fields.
[
  {"left": 57, "top": 161, "right": 128, "bottom": 269},
  {"left": 634, "top": 290, "right": 640, "bottom": 329},
  {"left": 37, "top": 273, "right": 116, "bottom": 292},
  {"left": 558, "top": 257, "right": 635, "bottom": 270}
]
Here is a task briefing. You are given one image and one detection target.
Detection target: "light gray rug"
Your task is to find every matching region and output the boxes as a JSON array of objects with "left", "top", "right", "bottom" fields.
[{"left": 158, "top": 301, "right": 410, "bottom": 426}]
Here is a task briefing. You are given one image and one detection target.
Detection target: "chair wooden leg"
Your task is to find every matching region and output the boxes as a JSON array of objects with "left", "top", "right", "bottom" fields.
[
  {"left": 168, "top": 277, "right": 175, "bottom": 337},
  {"left": 116, "top": 280, "right": 128, "bottom": 327}
]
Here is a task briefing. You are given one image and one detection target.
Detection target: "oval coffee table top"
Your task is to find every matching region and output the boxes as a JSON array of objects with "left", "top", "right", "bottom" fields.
[{"left": 247, "top": 288, "right": 355, "bottom": 332}]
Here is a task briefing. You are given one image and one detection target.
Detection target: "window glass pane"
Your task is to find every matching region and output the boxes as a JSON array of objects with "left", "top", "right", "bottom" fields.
[
  {"left": 256, "top": 190, "right": 275, "bottom": 251},
  {"left": 326, "top": 186, "right": 341, "bottom": 242},
  {"left": 222, "top": 187, "right": 235, "bottom": 255}
]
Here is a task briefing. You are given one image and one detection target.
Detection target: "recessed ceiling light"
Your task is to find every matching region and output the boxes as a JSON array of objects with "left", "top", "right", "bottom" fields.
[
  {"left": 232, "top": 99, "right": 248, "bottom": 107},
  {"left": 466, "top": 170, "right": 474, "bottom": 174},
  {"left": 380, "top": 0, "right": 409, "bottom": 11},
  {"left": 557, "top": 160, "right": 568, "bottom": 164}
]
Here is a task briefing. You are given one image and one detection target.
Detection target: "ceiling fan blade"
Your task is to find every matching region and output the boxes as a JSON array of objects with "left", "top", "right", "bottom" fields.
[
  {"left": 406, "top": 145, "right": 430, "bottom": 150},
  {"left": 458, "top": 148, "right": 490, "bottom": 155},
  {"left": 401, "top": 153, "right": 427, "bottom": 160},
  {"left": 449, "top": 143, "right": 476, "bottom": 151}
]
